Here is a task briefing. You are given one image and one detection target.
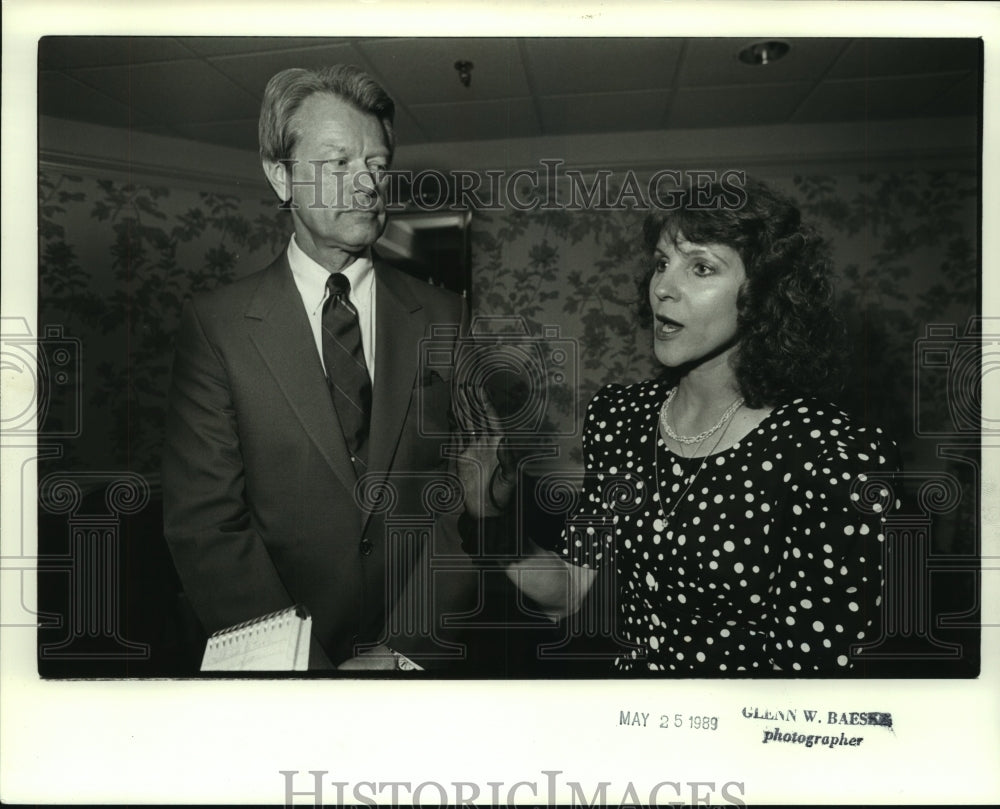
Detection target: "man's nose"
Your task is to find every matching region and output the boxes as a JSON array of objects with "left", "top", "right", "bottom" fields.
[{"left": 351, "top": 170, "right": 382, "bottom": 210}]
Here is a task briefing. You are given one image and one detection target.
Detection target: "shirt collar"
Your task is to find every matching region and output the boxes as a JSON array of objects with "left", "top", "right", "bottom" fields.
[{"left": 287, "top": 233, "right": 374, "bottom": 309}]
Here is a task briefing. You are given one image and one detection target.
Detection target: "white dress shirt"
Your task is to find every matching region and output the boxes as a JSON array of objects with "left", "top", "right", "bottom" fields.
[{"left": 287, "top": 234, "right": 376, "bottom": 382}]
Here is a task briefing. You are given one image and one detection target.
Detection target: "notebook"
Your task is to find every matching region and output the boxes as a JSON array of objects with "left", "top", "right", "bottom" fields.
[{"left": 200, "top": 605, "right": 311, "bottom": 672}]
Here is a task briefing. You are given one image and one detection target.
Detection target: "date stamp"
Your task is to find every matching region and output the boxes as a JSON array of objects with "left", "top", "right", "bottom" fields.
[
  {"left": 616, "top": 703, "right": 894, "bottom": 750},
  {"left": 618, "top": 711, "right": 721, "bottom": 731}
]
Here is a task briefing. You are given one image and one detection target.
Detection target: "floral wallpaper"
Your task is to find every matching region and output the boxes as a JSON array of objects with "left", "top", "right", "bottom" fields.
[
  {"left": 39, "top": 171, "right": 287, "bottom": 474},
  {"left": 39, "top": 167, "right": 979, "bottom": 552},
  {"left": 469, "top": 192, "right": 657, "bottom": 466},
  {"left": 468, "top": 171, "right": 979, "bottom": 471}
]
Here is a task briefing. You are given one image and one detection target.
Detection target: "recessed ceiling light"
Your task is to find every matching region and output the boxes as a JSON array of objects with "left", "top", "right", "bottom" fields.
[{"left": 738, "top": 40, "right": 791, "bottom": 66}]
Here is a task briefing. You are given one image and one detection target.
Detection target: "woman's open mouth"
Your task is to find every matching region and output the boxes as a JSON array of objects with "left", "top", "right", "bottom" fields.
[{"left": 654, "top": 314, "right": 684, "bottom": 338}]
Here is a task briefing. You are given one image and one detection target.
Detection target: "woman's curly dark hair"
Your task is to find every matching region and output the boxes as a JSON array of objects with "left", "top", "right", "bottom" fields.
[{"left": 640, "top": 176, "right": 846, "bottom": 409}]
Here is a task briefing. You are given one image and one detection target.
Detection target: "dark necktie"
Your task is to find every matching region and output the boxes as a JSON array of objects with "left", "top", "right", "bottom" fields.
[{"left": 322, "top": 272, "right": 371, "bottom": 470}]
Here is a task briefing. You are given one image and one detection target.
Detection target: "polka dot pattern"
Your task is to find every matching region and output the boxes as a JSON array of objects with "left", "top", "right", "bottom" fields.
[{"left": 561, "top": 380, "right": 895, "bottom": 674}]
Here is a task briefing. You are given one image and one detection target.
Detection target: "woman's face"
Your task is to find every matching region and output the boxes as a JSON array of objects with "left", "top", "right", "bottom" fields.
[{"left": 648, "top": 229, "right": 747, "bottom": 371}]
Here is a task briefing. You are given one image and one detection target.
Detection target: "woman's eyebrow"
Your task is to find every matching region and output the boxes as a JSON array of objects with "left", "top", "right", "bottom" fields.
[{"left": 676, "top": 243, "right": 731, "bottom": 267}]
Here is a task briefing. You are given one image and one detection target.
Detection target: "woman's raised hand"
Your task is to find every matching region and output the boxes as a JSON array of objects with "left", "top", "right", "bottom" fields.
[{"left": 452, "top": 382, "right": 517, "bottom": 518}]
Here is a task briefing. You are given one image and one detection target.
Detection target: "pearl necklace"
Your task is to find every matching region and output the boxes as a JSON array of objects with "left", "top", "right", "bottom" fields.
[{"left": 658, "top": 387, "right": 745, "bottom": 446}]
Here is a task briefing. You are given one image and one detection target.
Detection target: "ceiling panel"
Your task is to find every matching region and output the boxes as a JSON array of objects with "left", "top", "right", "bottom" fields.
[
  {"left": 523, "top": 38, "right": 683, "bottom": 95},
  {"left": 37, "top": 37, "right": 982, "bottom": 154},
  {"left": 929, "top": 72, "right": 980, "bottom": 117},
  {"left": 39, "top": 71, "right": 158, "bottom": 130},
  {"left": 678, "top": 38, "right": 849, "bottom": 86},
  {"left": 408, "top": 97, "right": 540, "bottom": 142},
  {"left": 826, "top": 38, "right": 981, "bottom": 80},
  {"left": 38, "top": 35, "right": 194, "bottom": 69},
  {"left": 386, "top": 106, "right": 428, "bottom": 148},
  {"left": 208, "top": 43, "right": 364, "bottom": 98},
  {"left": 70, "top": 60, "right": 261, "bottom": 125},
  {"left": 792, "top": 74, "right": 962, "bottom": 123},
  {"left": 357, "top": 38, "right": 531, "bottom": 104},
  {"left": 177, "top": 36, "right": 348, "bottom": 57},
  {"left": 668, "top": 82, "right": 812, "bottom": 129},
  {"left": 539, "top": 89, "right": 671, "bottom": 136}
]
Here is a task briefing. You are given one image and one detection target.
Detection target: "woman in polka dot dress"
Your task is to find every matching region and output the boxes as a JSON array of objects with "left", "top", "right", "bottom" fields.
[{"left": 479, "top": 177, "right": 897, "bottom": 674}]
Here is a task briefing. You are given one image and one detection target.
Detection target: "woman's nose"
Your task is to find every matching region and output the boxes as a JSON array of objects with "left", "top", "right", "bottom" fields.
[{"left": 651, "top": 269, "right": 678, "bottom": 300}]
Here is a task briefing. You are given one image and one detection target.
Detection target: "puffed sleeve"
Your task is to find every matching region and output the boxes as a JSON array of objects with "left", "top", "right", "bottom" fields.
[
  {"left": 560, "top": 384, "right": 625, "bottom": 569},
  {"left": 763, "top": 418, "right": 899, "bottom": 673}
]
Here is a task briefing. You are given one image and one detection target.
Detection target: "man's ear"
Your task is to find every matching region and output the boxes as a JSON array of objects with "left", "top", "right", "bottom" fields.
[{"left": 262, "top": 159, "right": 291, "bottom": 203}]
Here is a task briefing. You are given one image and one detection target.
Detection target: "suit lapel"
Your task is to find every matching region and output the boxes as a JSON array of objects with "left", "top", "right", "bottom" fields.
[
  {"left": 245, "top": 255, "right": 358, "bottom": 496},
  {"left": 363, "top": 261, "right": 424, "bottom": 529}
]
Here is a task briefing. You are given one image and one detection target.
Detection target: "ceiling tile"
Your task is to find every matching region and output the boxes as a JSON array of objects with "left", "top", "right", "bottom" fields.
[
  {"left": 523, "top": 38, "right": 683, "bottom": 95},
  {"left": 678, "top": 38, "right": 849, "bottom": 87},
  {"left": 36, "top": 37, "right": 982, "bottom": 154},
  {"left": 356, "top": 38, "right": 531, "bottom": 104},
  {"left": 387, "top": 106, "right": 430, "bottom": 147},
  {"left": 925, "top": 73, "right": 980, "bottom": 117},
  {"left": 826, "top": 38, "right": 981, "bottom": 80},
  {"left": 792, "top": 74, "right": 964, "bottom": 123},
  {"left": 70, "top": 61, "right": 262, "bottom": 125},
  {"left": 408, "top": 97, "right": 540, "bottom": 142},
  {"left": 668, "top": 83, "right": 812, "bottom": 128},
  {"left": 39, "top": 36, "right": 194, "bottom": 69},
  {"left": 177, "top": 36, "right": 348, "bottom": 57},
  {"left": 39, "top": 71, "right": 157, "bottom": 130},
  {"left": 538, "top": 90, "right": 670, "bottom": 135},
  {"left": 207, "top": 43, "right": 365, "bottom": 98}
]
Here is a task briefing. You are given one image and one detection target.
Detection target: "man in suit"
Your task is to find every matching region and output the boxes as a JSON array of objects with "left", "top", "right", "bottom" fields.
[{"left": 162, "top": 65, "right": 475, "bottom": 670}]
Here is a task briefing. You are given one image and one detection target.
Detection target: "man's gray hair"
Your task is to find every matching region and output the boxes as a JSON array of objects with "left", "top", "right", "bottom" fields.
[{"left": 258, "top": 64, "right": 395, "bottom": 163}]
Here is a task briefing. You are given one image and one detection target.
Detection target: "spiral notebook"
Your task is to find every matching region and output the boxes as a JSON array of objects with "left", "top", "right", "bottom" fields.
[{"left": 200, "top": 605, "right": 311, "bottom": 672}]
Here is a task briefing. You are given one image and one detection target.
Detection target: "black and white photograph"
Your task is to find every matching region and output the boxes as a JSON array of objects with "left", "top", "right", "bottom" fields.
[{"left": 2, "top": 1, "right": 999, "bottom": 805}]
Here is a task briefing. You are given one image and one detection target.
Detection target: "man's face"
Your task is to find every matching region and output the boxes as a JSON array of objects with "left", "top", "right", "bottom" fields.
[{"left": 265, "top": 92, "right": 391, "bottom": 260}]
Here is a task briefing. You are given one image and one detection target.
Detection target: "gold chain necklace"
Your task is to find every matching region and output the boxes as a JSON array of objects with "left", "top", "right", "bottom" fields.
[
  {"left": 659, "top": 386, "right": 745, "bottom": 445},
  {"left": 654, "top": 398, "right": 741, "bottom": 525}
]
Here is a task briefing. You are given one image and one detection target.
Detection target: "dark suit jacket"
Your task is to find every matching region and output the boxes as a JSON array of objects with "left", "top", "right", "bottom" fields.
[{"left": 162, "top": 252, "right": 475, "bottom": 669}]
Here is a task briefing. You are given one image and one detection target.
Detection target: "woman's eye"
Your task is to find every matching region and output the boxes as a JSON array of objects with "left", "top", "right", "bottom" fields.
[
  {"left": 653, "top": 258, "right": 669, "bottom": 273},
  {"left": 693, "top": 263, "right": 715, "bottom": 277}
]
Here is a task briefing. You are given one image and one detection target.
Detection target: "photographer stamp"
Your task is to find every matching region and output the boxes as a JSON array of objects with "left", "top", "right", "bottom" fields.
[
  {"left": 740, "top": 705, "right": 893, "bottom": 728},
  {"left": 740, "top": 704, "right": 894, "bottom": 749}
]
